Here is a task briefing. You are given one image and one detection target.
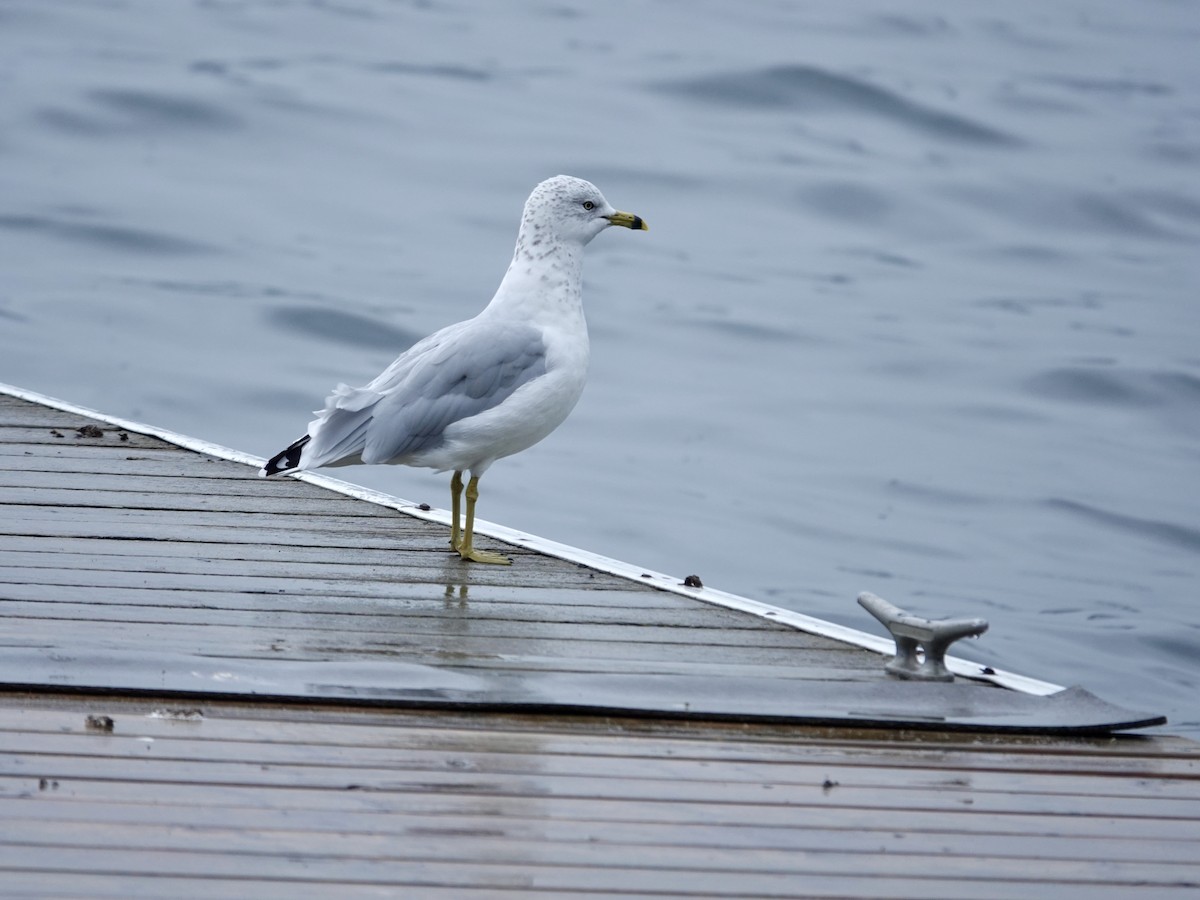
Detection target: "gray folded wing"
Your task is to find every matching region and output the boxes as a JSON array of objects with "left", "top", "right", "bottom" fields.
[{"left": 304, "top": 319, "right": 547, "bottom": 468}]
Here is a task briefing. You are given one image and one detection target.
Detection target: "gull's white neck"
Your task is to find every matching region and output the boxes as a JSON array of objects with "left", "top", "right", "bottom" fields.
[{"left": 487, "top": 229, "right": 586, "bottom": 321}]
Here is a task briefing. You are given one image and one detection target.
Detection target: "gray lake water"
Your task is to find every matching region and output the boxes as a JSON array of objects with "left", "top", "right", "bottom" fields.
[{"left": 2, "top": 0, "right": 1197, "bottom": 734}]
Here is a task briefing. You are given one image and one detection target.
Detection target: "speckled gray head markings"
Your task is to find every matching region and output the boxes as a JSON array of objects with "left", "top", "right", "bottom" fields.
[
  {"left": 528, "top": 174, "right": 601, "bottom": 208},
  {"left": 525, "top": 175, "right": 600, "bottom": 220},
  {"left": 514, "top": 175, "right": 609, "bottom": 262}
]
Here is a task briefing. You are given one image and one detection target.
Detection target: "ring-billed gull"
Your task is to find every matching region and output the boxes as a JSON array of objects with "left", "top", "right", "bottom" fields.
[{"left": 261, "top": 175, "right": 648, "bottom": 564}]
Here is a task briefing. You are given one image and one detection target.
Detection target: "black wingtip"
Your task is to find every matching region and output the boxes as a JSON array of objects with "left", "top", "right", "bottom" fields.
[{"left": 261, "top": 434, "right": 310, "bottom": 477}]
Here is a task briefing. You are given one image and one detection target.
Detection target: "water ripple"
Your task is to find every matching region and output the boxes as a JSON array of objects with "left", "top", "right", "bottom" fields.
[
  {"left": 800, "top": 181, "right": 891, "bottom": 221},
  {"left": 1036, "top": 75, "right": 1173, "bottom": 98},
  {"left": 1047, "top": 499, "right": 1200, "bottom": 554},
  {"left": 1025, "top": 366, "right": 1200, "bottom": 409},
  {"left": 651, "top": 64, "right": 1021, "bottom": 146},
  {"left": 38, "top": 88, "right": 242, "bottom": 136},
  {"left": 679, "top": 316, "right": 814, "bottom": 344},
  {"left": 369, "top": 61, "right": 493, "bottom": 81},
  {"left": 944, "top": 183, "right": 1191, "bottom": 241},
  {"left": 0, "top": 214, "right": 213, "bottom": 255},
  {"left": 266, "top": 306, "right": 422, "bottom": 351}
]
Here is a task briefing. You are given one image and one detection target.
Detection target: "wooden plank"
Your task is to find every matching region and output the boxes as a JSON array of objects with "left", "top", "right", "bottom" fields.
[
  {"left": 4, "top": 502, "right": 408, "bottom": 530},
  {"left": 0, "top": 579, "right": 787, "bottom": 632},
  {"left": 0, "top": 624, "right": 873, "bottom": 678},
  {"left": 0, "top": 440, "right": 188, "bottom": 458},
  {"left": 0, "top": 504, "right": 534, "bottom": 555},
  {"left": 0, "top": 448, "right": 268, "bottom": 476},
  {"left": 2, "top": 484, "right": 411, "bottom": 515},
  {"left": 0, "top": 535, "right": 651, "bottom": 590},
  {"left": 8, "top": 798, "right": 1197, "bottom": 862},
  {"left": 0, "top": 467, "right": 330, "bottom": 497},
  {"left": 5, "top": 751, "right": 1196, "bottom": 818},
  {"left": 0, "top": 599, "right": 809, "bottom": 644},
  {"left": 16, "top": 699, "right": 1200, "bottom": 770},
  {"left": 0, "top": 426, "right": 173, "bottom": 451},
  {"left": 6, "top": 770, "right": 1196, "bottom": 843},
  {"left": 0, "top": 823, "right": 1193, "bottom": 887},
  {"left": 0, "top": 552, "right": 626, "bottom": 589},
  {"left": 2, "top": 728, "right": 1196, "bottom": 802},
  {"left": 0, "top": 695, "right": 1195, "bottom": 899},
  {"left": 0, "top": 575, "right": 677, "bottom": 610},
  {"left": 0, "top": 650, "right": 871, "bottom": 683},
  {"left": 5, "top": 702, "right": 1196, "bottom": 774},
  {"left": 1, "top": 854, "right": 1192, "bottom": 900},
  {"left": 0, "top": 875, "right": 567, "bottom": 900},
  {"left": 5, "top": 769, "right": 1195, "bottom": 842},
  {"left": 0, "top": 567, "right": 746, "bottom": 619}
]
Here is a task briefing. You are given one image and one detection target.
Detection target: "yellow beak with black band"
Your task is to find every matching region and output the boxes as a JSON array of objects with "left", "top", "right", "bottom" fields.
[{"left": 606, "top": 210, "right": 649, "bottom": 231}]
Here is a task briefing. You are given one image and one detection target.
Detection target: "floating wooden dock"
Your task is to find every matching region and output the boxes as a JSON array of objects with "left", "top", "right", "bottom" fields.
[{"left": 1, "top": 385, "right": 1198, "bottom": 898}]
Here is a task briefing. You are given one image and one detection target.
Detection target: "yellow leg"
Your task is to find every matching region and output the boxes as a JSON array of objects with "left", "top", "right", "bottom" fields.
[
  {"left": 458, "top": 475, "right": 511, "bottom": 565},
  {"left": 449, "top": 471, "right": 464, "bottom": 551}
]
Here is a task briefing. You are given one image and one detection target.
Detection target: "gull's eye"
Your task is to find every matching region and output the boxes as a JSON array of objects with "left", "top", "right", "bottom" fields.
[{"left": 582, "top": 200, "right": 595, "bottom": 211}]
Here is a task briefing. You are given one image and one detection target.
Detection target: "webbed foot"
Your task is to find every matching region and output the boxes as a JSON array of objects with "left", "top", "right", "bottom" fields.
[{"left": 458, "top": 546, "right": 512, "bottom": 566}]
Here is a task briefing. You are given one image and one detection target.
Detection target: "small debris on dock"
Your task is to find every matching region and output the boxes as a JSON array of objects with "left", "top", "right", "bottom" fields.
[
  {"left": 49, "top": 429, "right": 63, "bottom": 438},
  {"left": 75, "top": 425, "right": 104, "bottom": 438},
  {"left": 682, "top": 574, "right": 703, "bottom": 588},
  {"left": 85, "top": 714, "right": 115, "bottom": 733}
]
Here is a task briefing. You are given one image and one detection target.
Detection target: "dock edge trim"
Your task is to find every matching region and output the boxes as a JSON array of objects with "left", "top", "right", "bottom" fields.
[{"left": 1, "top": 381, "right": 1065, "bottom": 697}]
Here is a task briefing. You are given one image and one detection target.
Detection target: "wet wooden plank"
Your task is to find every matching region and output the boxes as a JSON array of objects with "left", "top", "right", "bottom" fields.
[
  {"left": 0, "top": 572, "right": 679, "bottom": 609},
  {"left": 8, "top": 702, "right": 1196, "bottom": 775},
  {"left": 0, "top": 629, "right": 880, "bottom": 687},
  {"left": 0, "top": 446, "right": 264, "bottom": 475},
  {"left": 0, "top": 695, "right": 1195, "bottom": 899},
  {"left": 0, "top": 504, "right": 545, "bottom": 556},
  {"left": 8, "top": 553, "right": 576, "bottom": 593},
  {"left": 7, "top": 767, "right": 1196, "bottom": 841},
  {"left": 3, "top": 724, "right": 1197, "bottom": 802},
  {"left": 0, "top": 389, "right": 891, "bottom": 706},
  {"left": 6, "top": 749, "right": 1196, "bottom": 818},
  {"left": 0, "top": 570, "right": 751, "bottom": 621},
  {"left": 3, "top": 485, "right": 407, "bottom": 514},
  {"left": 0, "top": 467, "right": 325, "bottom": 497},
  {"left": 0, "top": 426, "right": 172, "bottom": 451},
  {"left": 0, "top": 535, "right": 640, "bottom": 590},
  {"left": 1, "top": 856, "right": 1187, "bottom": 900},
  {"left": 0, "top": 605, "right": 827, "bottom": 652},
  {"left": 0, "top": 597, "right": 802, "bottom": 639},
  {"left": 0, "top": 829, "right": 1191, "bottom": 887},
  {"left": 9, "top": 794, "right": 1198, "bottom": 857}
]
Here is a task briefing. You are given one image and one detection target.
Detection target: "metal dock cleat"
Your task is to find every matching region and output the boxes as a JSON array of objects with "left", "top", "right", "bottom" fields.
[{"left": 857, "top": 592, "right": 989, "bottom": 682}]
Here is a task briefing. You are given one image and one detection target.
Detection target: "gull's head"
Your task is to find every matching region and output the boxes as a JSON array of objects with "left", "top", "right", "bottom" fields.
[{"left": 521, "top": 175, "right": 648, "bottom": 248}]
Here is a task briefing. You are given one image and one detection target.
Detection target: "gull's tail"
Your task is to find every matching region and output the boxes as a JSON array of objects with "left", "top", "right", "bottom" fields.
[{"left": 260, "top": 434, "right": 311, "bottom": 478}]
